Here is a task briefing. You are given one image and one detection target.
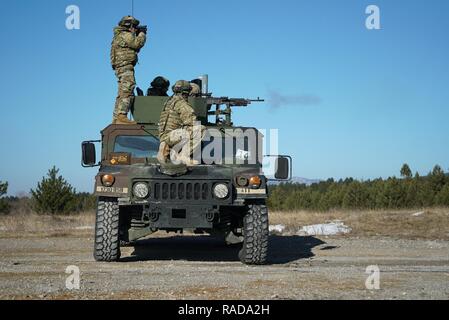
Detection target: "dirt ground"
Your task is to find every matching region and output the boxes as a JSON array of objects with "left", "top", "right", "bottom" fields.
[{"left": 0, "top": 231, "right": 448, "bottom": 300}]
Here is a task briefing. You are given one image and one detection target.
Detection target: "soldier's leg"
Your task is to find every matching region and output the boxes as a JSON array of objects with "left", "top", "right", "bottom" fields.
[
  {"left": 113, "top": 66, "right": 136, "bottom": 124},
  {"left": 168, "top": 129, "right": 189, "bottom": 165},
  {"left": 178, "top": 126, "right": 205, "bottom": 166},
  {"left": 113, "top": 69, "right": 122, "bottom": 120},
  {"left": 156, "top": 140, "right": 171, "bottom": 164},
  {"left": 190, "top": 125, "right": 206, "bottom": 160}
]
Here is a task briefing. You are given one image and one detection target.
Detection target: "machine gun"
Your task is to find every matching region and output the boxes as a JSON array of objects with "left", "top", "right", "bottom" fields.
[{"left": 206, "top": 96, "right": 264, "bottom": 126}]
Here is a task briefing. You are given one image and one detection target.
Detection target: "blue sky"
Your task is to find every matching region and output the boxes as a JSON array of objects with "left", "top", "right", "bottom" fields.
[{"left": 0, "top": 0, "right": 448, "bottom": 195}]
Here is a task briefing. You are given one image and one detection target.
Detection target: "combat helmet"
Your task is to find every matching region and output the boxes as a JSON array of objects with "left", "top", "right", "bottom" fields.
[
  {"left": 172, "top": 80, "right": 192, "bottom": 94},
  {"left": 118, "top": 15, "right": 140, "bottom": 28},
  {"left": 190, "top": 83, "right": 201, "bottom": 96},
  {"left": 151, "top": 76, "right": 170, "bottom": 89}
]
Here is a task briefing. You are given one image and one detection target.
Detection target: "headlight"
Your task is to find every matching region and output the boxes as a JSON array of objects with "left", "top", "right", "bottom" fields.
[
  {"left": 236, "top": 176, "right": 249, "bottom": 187},
  {"left": 133, "top": 182, "right": 149, "bottom": 199},
  {"left": 101, "top": 175, "right": 115, "bottom": 187},
  {"left": 249, "top": 176, "right": 261, "bottom": 188},
  {"left": 213, "top": 183, "right": 229, "bottom": 199}
]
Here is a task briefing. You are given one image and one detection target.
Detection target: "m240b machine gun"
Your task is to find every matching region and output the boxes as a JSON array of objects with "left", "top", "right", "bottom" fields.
[{"left": 206, "top": 97, "right": 265, "bottom": 126}]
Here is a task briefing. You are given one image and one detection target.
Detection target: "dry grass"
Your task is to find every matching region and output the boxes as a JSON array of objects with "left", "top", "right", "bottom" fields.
[
  {"left": 1, "top": 208, "right": 449, "bottom": 240},
  {"left": 0, "top": 211, "right": 95, "bottom": 236},
  {"left": 270, "top": 208, "right": 449, "bottom": 240}
]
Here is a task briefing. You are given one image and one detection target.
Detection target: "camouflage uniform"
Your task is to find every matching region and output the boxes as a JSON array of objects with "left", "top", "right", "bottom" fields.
[
  {"left": 158, "top": 80, "right": 204, "bottom": 165},
  {"left": 110, "top": 17, "right": 146, "bottom": 120}
]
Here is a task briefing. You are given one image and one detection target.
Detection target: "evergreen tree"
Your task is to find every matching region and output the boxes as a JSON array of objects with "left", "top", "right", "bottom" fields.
[
  {"left": 30, "top": 167, "right": 77, "bottom": 214},
  {"left": 400, "top": 163, "right": 412, "bottom": 179},
  {"left": 0, "top": 181, "right": 10, "bottom": 214},
  {"left": 435, "top": 184, "right": 449, "bottom": 206}
]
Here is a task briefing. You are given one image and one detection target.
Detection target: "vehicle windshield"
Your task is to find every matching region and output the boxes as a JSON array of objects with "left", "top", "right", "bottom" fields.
[
  {"left": 201, "top": 129, "right": 263, "bottom": 165},
  {"left": 114, "top": 135, "right": 159, "bottom": 158}
]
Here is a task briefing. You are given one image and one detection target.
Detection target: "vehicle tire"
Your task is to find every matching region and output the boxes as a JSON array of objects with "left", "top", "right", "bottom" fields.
[
  {"left": 238, "top": 203, "right": 269, "bottom": 265},
  {"left": 93, "top": 197, "right": 121, "bottom": 262}
]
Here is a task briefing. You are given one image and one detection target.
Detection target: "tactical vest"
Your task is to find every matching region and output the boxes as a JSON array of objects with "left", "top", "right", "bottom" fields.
[{"left": 110, "top": 28, "right": 140, "bottom": 69}]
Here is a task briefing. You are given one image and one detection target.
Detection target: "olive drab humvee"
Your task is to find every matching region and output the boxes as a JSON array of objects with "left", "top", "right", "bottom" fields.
[{"left": 82, "top": 77, "right": 291, "bottom": 265}]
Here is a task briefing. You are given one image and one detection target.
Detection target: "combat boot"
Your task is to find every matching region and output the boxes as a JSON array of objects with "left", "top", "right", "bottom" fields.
[
  {"left": 114, "top": 114, "right": 137, "bottom": 125},
  {"left": 178, "top": 157, "right": 200, "bottom": 167},
  {"left": 177, "top": 155, "right": 200, "bottom": 166},
  {"left": 157, "top": 142, "right": 170, "bottom": 164}
]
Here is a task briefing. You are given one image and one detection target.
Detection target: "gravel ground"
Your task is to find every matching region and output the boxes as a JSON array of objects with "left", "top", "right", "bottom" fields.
[{"left": 0, "top": 232, "right": 448, "bottom": 300}]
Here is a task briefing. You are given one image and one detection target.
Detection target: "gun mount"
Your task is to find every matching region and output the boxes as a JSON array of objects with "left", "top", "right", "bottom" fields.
[
  {"left": 131, "top": 95, "right": 264, "bottom": 126},
  {"left": 206, "top": 97, "right": 264, "bottom": 126}
]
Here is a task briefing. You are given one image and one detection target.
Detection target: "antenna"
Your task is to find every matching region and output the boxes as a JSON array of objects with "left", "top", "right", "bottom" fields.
[{"left": 131, "top": 0, "right": 134, "bottom": 16}]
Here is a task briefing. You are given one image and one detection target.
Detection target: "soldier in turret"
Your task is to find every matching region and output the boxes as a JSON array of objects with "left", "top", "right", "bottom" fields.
[
  {"left": 147, "top": 76, "right": 170, "bottom": 96},
  {"left": 110, "top": 16, "right": 147, "bottom": 124},
  {"left": 189, "top": 83, "right": 201, "bottom": 97}
]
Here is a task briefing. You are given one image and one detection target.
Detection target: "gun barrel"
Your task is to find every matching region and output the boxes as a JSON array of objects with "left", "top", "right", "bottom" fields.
[{"left": 206, "top": 97, "right": 264, "bottom": 107}]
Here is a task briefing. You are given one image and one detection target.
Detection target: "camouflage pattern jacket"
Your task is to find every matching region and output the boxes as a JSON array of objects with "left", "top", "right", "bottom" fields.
[
  {"left": 110, "top": 27, "right": 146, "bottom": 69},
  {"left": 158, "top": 95, "right": 198, "bottom": 143}
]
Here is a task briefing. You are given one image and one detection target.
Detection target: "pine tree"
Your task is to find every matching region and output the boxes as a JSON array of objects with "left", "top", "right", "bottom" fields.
[
  {"left": 0, "top": 181, "right": 10, "bottom": 214},
  {"left": 400, "top": 163, "right": 412, "bottom": 179},
  {"left": 30, "top": 167, "right": 77, "bottom": 214}
]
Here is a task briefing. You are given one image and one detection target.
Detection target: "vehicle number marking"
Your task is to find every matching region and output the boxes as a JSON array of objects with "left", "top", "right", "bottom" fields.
[
  {"left": 96, "top": 186, "right": 129, "bottom": 194},
  {"left": 236, "top": 188, "right": 266, "bottom": 195}
]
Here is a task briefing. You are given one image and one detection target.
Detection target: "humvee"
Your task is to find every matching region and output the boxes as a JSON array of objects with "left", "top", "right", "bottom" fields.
[{"left": 81, "top": 76, "right": 291, "bottom": 265}]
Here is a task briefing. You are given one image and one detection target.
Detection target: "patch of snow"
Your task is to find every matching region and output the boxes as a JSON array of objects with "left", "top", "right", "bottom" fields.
[
  {"left": 411, "top": 211, "right": 425, "bottom": 217},
  {"left": 74, "top": 226, "right": 94, "bottom": 230},
  {"left": 297, "top": 220, "right": 351, "bottom": 236},
  {"left": 269, "top": 224, "right": 286, "bottom": 234}
]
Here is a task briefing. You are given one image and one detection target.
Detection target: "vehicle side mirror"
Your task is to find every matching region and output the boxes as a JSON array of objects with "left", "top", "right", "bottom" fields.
[
  {"left": 275, "top": 156, "right": 290, "bottom": 180},
  {"left": 82, "top": 142, "right": 97, "bottom": 167}
]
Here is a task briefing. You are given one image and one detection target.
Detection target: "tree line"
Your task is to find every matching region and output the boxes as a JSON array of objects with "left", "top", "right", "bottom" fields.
[
  {"left": 0, "top": 166, "right": 96, "bottom": 215},
  {"left": 1, "top": 163, "right": 449, "bottom": 215},
  {"left": 267, "top": 164, "right": 449, "bottom": 211}
]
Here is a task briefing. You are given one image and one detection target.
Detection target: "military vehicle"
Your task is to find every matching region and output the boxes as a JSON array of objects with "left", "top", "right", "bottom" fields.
[{"left": 82, "top": 76, "right": 291, "bottom": 265}]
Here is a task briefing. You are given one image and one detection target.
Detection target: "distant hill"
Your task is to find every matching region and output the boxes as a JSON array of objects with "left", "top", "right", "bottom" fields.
[{"left": 268, "top": 177, "right": 321, "bottom": 186}]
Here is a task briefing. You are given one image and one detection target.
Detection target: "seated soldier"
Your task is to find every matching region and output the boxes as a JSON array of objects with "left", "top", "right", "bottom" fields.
[{"left": 157, "top": 80, "right": 205, "bottom": 166}]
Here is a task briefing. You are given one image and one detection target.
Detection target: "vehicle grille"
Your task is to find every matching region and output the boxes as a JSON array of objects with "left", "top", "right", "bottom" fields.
[{"left": 151, "top": 180, "right": 228, "bottom": 202}]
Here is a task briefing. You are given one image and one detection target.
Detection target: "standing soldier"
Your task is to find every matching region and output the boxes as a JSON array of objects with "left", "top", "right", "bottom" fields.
[
  {"left": 157, "top": 80, "right": 204, "bottom": 166},
  {"left": 110, "top": 16, "right": 147, "bottom": 124}
]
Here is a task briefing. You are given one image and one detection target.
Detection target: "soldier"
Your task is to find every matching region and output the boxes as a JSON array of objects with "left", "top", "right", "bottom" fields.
[
  {"left": 157, "top": 80, "right": 204, "bottom": 166},
  {"left": 110, "top": 16, "right": 147, "bottom": 124},
  {"left": 189, "top": 83, "right": 201, "bottom": 97},
  {"left": 147, "top": 76, "right": 170, "bottom": 96}
]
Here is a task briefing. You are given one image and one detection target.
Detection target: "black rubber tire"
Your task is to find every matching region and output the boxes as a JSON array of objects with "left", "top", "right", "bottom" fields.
[
  {"left": 238, "top": 204, "right": 269, "bottom": 265},
  {"left": 93, "top": 197, "right": 121, "bottom": 262}
]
